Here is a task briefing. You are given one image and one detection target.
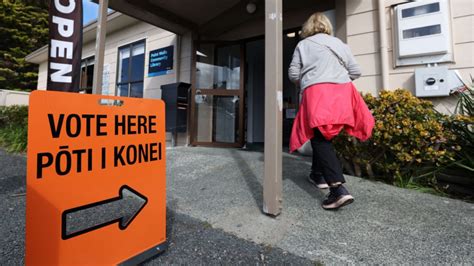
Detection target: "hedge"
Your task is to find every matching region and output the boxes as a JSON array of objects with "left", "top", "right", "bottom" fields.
[
  {"left": 0, "top": 105, "right": 28, "bottom": 152},
  {"left": 334, "top": 88, "right": 473, "bottom": 196}
]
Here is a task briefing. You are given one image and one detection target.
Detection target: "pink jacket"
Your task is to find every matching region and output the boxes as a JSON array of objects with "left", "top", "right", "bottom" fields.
[{"left": 290, "top": 82, "right": 375, "bottom": 153}]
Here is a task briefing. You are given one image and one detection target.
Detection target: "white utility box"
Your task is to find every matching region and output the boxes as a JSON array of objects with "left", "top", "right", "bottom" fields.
[
  {"left": 394, "top": 0, "right": 453, "bottom": 66},
  {"left": 415, "top": 66, "right": 450, "bottom": 97}
]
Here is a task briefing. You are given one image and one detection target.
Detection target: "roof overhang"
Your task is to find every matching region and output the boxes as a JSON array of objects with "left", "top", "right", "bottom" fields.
[
  {"left": 26, "top": 11, "right": 139, "bottom": 64},
  {"left": 27, "top": 0, "right": 336, "bottom": 64},
  {"left": 104, "top": 0, "right": 200, "bottom": 34},
  {"left": 107, "top": 0, "right": 335, "bottom": 38}
]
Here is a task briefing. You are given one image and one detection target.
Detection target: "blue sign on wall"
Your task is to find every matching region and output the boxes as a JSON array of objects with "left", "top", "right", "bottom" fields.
[{"left": 148, "top": 46, "right": 174, "bottom": 77}]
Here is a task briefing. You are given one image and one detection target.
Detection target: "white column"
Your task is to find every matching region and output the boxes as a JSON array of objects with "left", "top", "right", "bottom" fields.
[
  {"left": 378, "top": 0, "right": 389, "bottom": 90},
  {"left": 92, "top": 0, "right": 109, "bottom": 95}
]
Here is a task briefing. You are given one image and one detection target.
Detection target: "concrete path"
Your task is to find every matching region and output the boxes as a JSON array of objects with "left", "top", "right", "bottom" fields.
[
  {"left": 167, "top": 147, "right": 474, "bottom": 264},
  {"left": 0, "top": 149, "right": 313, "bottom": 265}
]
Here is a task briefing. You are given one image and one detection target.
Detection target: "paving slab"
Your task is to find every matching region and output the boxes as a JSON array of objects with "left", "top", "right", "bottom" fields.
[{"left": 166, "top": 146, "right": 474, "bottom": 264}]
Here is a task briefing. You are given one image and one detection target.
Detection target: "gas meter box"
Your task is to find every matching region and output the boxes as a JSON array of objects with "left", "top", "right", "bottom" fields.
[
  {"left": 394, "top": 0, "right": 453, "bottom": 66},
  {"left": 415, "top": 66, "right": 449, "bottom": 97}
]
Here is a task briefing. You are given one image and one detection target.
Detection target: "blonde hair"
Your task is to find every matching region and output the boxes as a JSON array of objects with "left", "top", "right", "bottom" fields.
[{"left": 300, "top": 12, "right": 333, "bottom": 38}]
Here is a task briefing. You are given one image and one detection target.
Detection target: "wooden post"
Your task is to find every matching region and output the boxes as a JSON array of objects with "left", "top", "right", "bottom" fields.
[
  {"left": 263, "top": 0, "right": 283, "bottom": 216},
  {"left": 92, "top": 0, "right": 108, "bottom": 95}
]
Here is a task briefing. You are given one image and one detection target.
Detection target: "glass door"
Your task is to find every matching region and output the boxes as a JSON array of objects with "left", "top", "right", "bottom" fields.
[{"left": 190, "top": 41, "right": 245, "bottom": 147}]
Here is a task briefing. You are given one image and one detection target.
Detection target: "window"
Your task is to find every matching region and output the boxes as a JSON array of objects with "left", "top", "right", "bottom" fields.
[
  {"left": 401, "top": 3, "right": 440, "bottom": 18},
  {"left": 117, "top": 40, "right": 145, "bottom": 97},
  {"left": 403, "top": 24, "right": 441, "bottom": 39},
  {"left": 80, "top": 57, "right": 94, "bottom": 94}
]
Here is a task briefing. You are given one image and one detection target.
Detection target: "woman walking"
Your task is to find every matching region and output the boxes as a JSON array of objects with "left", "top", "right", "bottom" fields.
[{"left": 289, "top": 12, "right": 374, "bottom": 210}]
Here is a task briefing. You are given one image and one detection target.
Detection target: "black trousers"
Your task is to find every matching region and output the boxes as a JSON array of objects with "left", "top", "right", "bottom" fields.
[{"left": 311, "top": 129, "right": 346, "bottom": 185}]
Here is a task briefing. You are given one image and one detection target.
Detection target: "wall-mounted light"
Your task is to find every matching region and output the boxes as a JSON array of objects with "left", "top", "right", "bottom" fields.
[
  {"left": 286, "top": 32, "right": 296, "bottom": 38},
  {"left": 196, "top": 51, "right": 207, "bottom": 57},
  {"left": 246, "top": 2, "right": 257, "bottom": 14}
]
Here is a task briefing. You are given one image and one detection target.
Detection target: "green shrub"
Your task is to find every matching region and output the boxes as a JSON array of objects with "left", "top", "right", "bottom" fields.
[
  {"left": 441, "top": 85, "right": 474, "bottom": 176},
  {"left": 334, "top": 89, "right": 458, "bottom": 189},
  {"left": 0, "top": 105, "right": 29, "bottom": 153},
  {"left": 443, "top": 115, "right": 473, "bottom": 172},
  {"left": 0, "top": 105, "right": 28, "bottom": 126}
]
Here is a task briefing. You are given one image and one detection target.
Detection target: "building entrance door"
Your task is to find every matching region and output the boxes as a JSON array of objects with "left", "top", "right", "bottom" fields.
[{"left": 190, "top": 42, "right": 245, "bottom": 147}]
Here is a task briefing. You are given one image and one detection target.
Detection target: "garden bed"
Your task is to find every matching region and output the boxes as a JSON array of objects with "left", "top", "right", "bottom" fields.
[
  {"left": 334, "top": 88, "right": 473, "bottom": 200},
  {"left": 0, "top": 105, "right": 28, "bottom": 153}
]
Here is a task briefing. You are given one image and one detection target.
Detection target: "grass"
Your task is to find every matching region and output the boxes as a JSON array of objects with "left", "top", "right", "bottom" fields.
[
  {"left": 0, "top": 105, "right": 28, "bottom": 153},
  {"left": 0, "top": 124, "right": 28, "bottom": 153}
]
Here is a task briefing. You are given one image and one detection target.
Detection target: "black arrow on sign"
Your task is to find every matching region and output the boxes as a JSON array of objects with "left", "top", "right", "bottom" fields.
[{"left": 61, "top": 185, "right": 147, "bottom": 240}]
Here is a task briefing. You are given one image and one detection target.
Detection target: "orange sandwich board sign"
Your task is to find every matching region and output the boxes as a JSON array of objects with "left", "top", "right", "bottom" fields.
[{"left": 26, "top": 91, "right": 167, "bottom": 265}]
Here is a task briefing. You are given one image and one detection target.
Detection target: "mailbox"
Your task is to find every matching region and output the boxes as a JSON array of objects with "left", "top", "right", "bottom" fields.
[{"left": 160, "top": 82, "right": 190, "bottom": 133}]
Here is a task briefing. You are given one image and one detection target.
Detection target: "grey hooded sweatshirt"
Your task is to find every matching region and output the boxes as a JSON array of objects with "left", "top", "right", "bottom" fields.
[{"left": 288, "top": 33, "right": 361, "bottom": 91}]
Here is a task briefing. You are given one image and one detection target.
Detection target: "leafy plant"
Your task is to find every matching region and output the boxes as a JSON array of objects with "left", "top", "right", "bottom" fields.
[
  {"left": 0, "top": 105, "right": 29, "bottom": 153},
  {"left": 0, "top": 124, "right": 28, "bottom": 152},
  {"left": 334, "top": 89, "right": 458, "bottom": 188},
  {"left": 0, "top": 105, "right": 29, "bottom": 126},
  {"left": 439, "top": 78, "right": 474, "bottom": 184}
]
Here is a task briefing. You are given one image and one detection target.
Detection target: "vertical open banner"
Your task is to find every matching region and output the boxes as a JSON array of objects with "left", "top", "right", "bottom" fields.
[
  {"left": 26, "top": 91, "right": 167, "bottom": 265},
  {"left": 47, "top": 0, "right": 82, "bottom": 92}
]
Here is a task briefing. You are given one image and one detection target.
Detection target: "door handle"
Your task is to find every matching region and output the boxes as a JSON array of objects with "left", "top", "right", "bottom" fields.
[{"left": 195, "top": 89, "right": 205, "bottom": 104}]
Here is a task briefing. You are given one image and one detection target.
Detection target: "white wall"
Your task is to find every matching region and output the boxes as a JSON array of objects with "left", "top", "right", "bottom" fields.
[
  {"left": 178, "top": 31, "right": 193, "bottom": 84},
  {"left": 0, "top": 90, "right": 30, "bottom": 106},
  {"left": 36, "top": 62, "right": 47, "bottom": 90},
  {"left": 80, "top": 20, "right": 177, "bottom": 98},
  {"left": 345, "top": 0, "right": 474, "bottom": 104},
  {"left": 35, "top": 17, "right": 194, "bottom": 99}
]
